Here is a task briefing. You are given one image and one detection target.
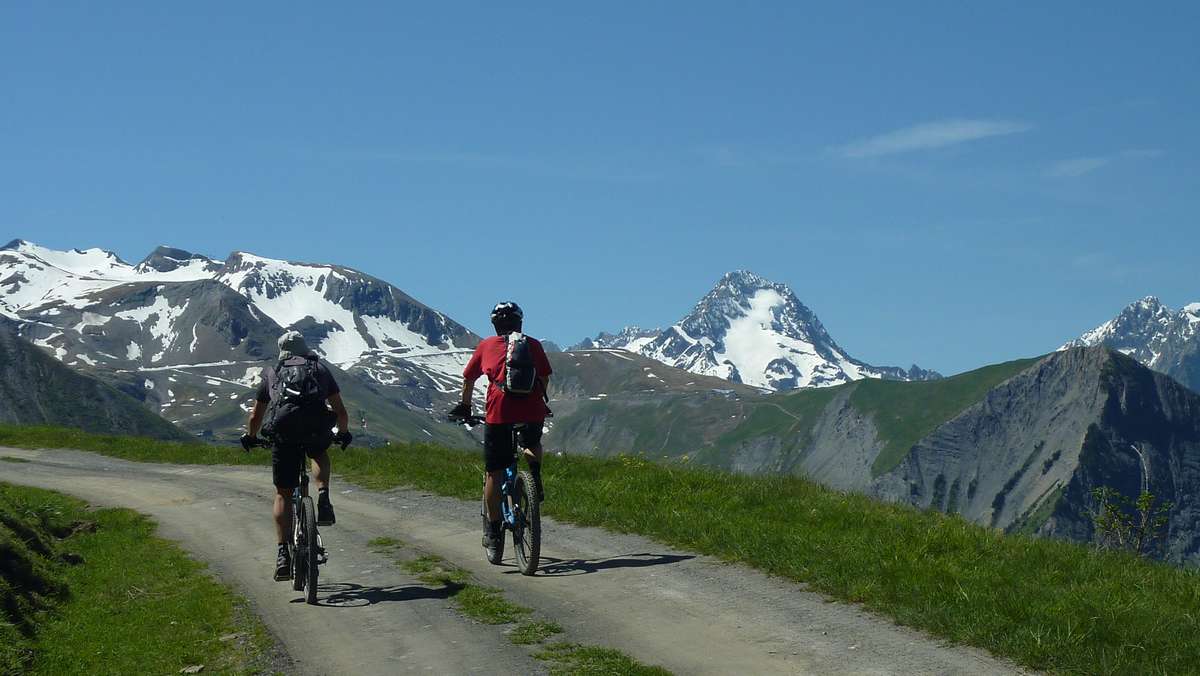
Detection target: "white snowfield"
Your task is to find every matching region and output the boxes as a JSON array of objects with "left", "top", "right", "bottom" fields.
[{"left": 0, "top": 241, "right": 473, "bottom": 388}]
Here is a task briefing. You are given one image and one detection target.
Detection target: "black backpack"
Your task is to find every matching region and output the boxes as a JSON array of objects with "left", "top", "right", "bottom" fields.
[
  {"left": 500, "top": 333, "right": 538, "bottom": 397},
  {"left": 261, "top": 356, "right": 335, "bottom": 443}
]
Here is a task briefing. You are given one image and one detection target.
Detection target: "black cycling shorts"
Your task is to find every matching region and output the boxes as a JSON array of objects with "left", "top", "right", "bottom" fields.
[
  {"left": 483, "top": 422, "right": 544, "bottom": 472},
  {"left": 272, "top": 437, "right": 332, "bottom": 489}
]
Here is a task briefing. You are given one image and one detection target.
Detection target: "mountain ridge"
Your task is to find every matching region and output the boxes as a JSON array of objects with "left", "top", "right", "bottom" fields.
[{"left": 0, "top": 240, "right": 483, "bottom": 442}]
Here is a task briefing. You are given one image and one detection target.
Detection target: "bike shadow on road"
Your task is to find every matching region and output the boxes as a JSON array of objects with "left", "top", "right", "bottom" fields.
[
  {"left": 510, "top": 553, "right": 695, "bottom": 577},
  {"left": 295, "top": 581, "right": 463, "bottom": 608}
]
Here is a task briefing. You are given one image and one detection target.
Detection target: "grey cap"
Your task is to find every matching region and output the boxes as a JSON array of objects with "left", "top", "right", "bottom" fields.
[{"left": 278, "top": 330, "right": 313, "bottom": 358}]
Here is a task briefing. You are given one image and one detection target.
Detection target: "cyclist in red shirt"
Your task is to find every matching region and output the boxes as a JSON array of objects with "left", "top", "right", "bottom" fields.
[{"left": 451, "top": 302, "right": 552, "bottom": 558}]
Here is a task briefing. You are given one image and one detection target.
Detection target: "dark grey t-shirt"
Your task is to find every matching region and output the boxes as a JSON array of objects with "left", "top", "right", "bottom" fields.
[{"left": 255, "top": 358, "right": 340, "bottom": 403}]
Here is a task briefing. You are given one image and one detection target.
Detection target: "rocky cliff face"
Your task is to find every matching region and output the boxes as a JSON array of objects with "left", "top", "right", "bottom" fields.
[{"left": 884, "top": 347, "right": 1200, "bottom": 564}]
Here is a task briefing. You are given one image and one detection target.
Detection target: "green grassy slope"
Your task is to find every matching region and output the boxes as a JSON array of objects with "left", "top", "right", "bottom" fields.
[
  {"left": 855, "top": 356, "right": 1044, "bottom": 476},
  {"left": 0, "top": 481, "right": 273, "bottom": 674},
  {"left": 7, "top": 425, "right": 1200, "bottom": 674}
]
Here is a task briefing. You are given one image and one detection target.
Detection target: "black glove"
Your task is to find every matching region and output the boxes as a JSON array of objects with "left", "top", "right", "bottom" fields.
[
  {"left": 449, "top": 402, "right": 471, "bottom": 419},
  {"left": 240, "top": 434, "right": 258, "bottom": 452},
  {"left": 335, "top": 430, "right": 353, "bottom": 450}
]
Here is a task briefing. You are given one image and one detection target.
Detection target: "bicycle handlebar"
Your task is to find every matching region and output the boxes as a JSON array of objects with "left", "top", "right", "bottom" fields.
[{"left": 448, "top": 414, "right": 486, "bottom": 427}]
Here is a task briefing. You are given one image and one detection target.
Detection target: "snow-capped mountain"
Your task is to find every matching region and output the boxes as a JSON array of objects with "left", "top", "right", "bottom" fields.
[
  {"left": 576, "top": 271, "right": 939, "bottom": 391},
  {"left": 0, "top": 239, "right": 483, "bottom": 436},
  {"left": 570, "top": 326, "right": 660, "bottom": 352},
  {"left": 1062, "top": 296, "right": 1200, "bottom": 392}
]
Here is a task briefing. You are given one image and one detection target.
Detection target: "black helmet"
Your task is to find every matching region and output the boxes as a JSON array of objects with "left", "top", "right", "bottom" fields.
[{"left": 490, "top": 301, "right": 524, "bottom": 323}]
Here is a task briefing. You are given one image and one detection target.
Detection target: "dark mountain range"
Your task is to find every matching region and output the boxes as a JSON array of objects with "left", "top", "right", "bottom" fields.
[{"left": 0, "top": 320, "right": 187, "bottom": 440}]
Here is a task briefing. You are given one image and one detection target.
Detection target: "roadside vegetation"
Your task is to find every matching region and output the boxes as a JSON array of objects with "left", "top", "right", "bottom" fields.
[
  {"left": 6, "top": 423, "right": 1200, "bottom": 674},
  {"left": 368, "top": 536, "right": 666, "bottom": 674},
  {"left": 0, "top": 481, "right": 275, "bottom": 674}
]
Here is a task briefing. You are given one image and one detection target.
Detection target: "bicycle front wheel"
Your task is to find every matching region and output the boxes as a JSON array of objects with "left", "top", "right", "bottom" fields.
[
  {"left": 513, "top": 471, "right": 540, "bottom": 575},
  {"left": 301, "top": 496, "right": 319, "bottom": 604}
]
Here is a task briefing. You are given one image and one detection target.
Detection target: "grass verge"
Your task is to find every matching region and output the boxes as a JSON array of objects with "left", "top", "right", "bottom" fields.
[
  {"left": 0, "top": 481, "right": 275, "bottom": 674},
  {"left": 535, "top": 642, "right": 672, "bottom": 676},
  {"left": 380, "top": 543, "right": 664, "bottom": 673},
  {"left": 8, "top": 424, "right": 1200, "bottom": 673},
  {"left": 400, "top": 554, "right": 530, "bottom": 624}
]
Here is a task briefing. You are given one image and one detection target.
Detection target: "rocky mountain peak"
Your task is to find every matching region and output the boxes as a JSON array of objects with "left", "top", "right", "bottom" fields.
[
  {"left": 570, "top": 326, "right": 660, "bottom": 351},
  {"left": 681, "top": 271, "right": 828, "bottom": 351},
  {"left": 136, "top": 246, "right": 217, "bottom": 274},
  {"left": 579, "top": 270, "right": 940, "bottom": 391},
  {"left": 1065, "top": 296, "right": 1200, "bottom": 392}
]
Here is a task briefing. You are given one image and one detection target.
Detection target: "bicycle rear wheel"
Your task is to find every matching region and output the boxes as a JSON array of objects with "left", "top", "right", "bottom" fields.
[
  {"left": 513, "top": 471, "right": 540, "bottom": 576},
  {"left": 302, "top": 496, "right": 319, "bottom": 604}
]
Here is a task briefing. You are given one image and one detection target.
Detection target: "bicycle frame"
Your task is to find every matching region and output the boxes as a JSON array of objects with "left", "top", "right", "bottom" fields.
[
  {"left": 498, "top": 460, "right": 521, "bottom": 528},
  {"left": 494, "top": 424, "right": 529, "bottom": 529}
]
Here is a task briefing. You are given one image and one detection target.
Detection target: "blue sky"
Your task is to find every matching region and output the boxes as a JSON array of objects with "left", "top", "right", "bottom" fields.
[{"left": 2, "top": 2, "right": 1197, "bottom": 375}]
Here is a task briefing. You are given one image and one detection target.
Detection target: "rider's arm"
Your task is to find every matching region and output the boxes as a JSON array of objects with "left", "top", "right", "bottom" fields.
[
  {"left": 461, "top": 378, "right": 475, "bottom": 407},
  {"left": 247, "top": 400, "right": 266, "bottom": 437},
  {"left": 328, "top": 392, "right": 350, "bottom": 432}
]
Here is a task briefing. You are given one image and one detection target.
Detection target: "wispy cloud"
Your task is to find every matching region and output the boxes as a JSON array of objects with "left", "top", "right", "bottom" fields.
[
  {"left": 1046, "top": 156, "right": 1111, "bottom": 178},
  {"left": 837, "top": 119, "right": 1032, "bottom": 159},
  {"left": 1045, "top": 148, "right": 1164, "bottom": 179}
]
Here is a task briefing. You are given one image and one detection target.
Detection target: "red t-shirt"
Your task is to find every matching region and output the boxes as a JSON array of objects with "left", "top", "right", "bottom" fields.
[{"left": 463, "top": 334, "right": 553, "bottom": 424}]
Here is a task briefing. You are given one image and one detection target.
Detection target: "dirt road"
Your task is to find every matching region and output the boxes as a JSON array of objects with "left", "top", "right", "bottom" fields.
[{"left": 2, "top": 447, "right": 1026, "bottom": 675}]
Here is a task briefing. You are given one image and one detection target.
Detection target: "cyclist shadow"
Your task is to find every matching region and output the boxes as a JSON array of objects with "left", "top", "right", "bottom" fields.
[
  {"left": 511, "top": 553, "right": 695, "bottom": 577},
  {"left": 297, "top": 581, "right": 464, "bottom": 608}
]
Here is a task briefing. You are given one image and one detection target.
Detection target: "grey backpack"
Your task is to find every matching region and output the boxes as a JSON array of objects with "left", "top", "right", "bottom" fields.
[{"left": 261, "top": 356, "right": 334, "bottom": 442}]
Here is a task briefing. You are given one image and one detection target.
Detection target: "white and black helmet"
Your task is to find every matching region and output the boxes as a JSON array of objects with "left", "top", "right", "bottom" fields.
[{"left": 490, "top": 301, "right": 524, "bottom": 323}]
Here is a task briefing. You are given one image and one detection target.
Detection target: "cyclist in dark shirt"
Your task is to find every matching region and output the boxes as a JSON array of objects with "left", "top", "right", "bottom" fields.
[
  {"left": 242, "top": 331, "right": 351, "bottom": 580},
  {"left": 451, "top": 302, "right": 552, "bottom": 559}
]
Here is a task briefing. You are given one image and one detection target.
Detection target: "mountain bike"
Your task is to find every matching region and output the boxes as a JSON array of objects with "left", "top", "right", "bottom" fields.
[
  {"left": 450, "top": 415, "right": 541, "bottom": 575},
  {"left": 245, "top": 438, "right": 327, "bottom": 604}
]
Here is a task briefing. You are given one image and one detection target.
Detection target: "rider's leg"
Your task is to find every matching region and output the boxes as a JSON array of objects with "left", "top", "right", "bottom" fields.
[
  {"left": 310, "top": 446, "right": 336, "bottom": 526},
  {"left": 484, "top": 469, "right": 504, "bottom": 523},
  {"left": 271, "top": 444, "right": 300, "bottom": 544},
  {"left": 309, "top": 449, "right": 331, "bottom": 492},
  {"left": 521, "top": 442, "right": 544, "bottom": 463},
  {"left": 273, "top": 486, "right": 293, "bottom": 544},
  {"left": 520, "top": 426, "right": 546, "bottom": 500},
  {"left": 482, "top": 424, "right": 512, "bottom": 537}
]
